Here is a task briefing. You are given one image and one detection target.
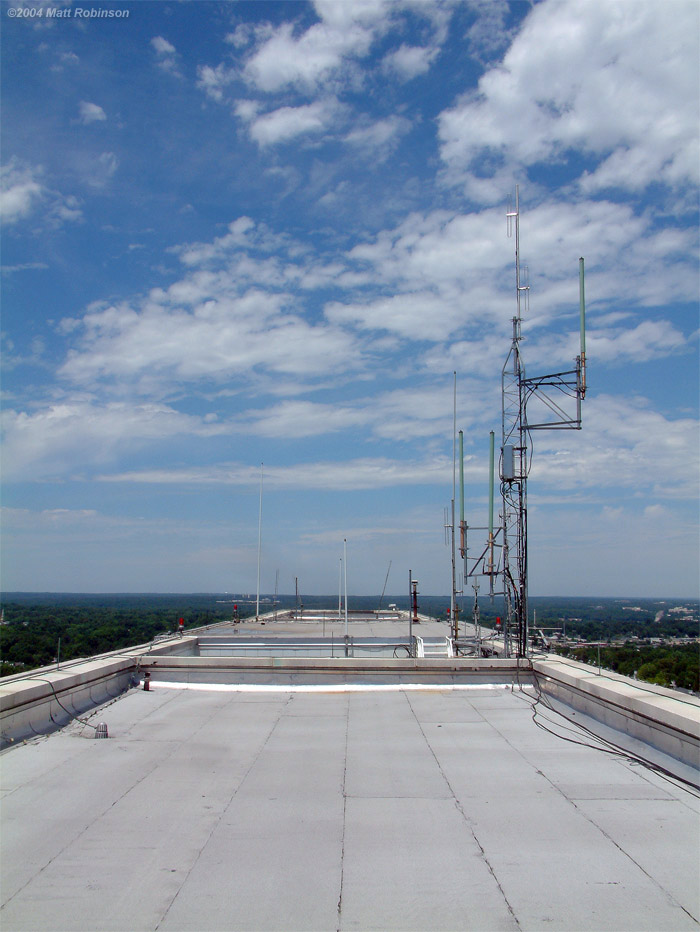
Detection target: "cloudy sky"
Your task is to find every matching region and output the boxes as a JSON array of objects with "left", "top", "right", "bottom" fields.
[{"left": 1, "top": 0, "right": 698, "bottom": 597}]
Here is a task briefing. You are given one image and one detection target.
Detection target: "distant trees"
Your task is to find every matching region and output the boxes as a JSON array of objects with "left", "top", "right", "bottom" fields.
[
  {"left": 1, "top": 595, "right": 697, "bottom": 691},
  {"left": 0, "top": 601, "right": 236, "bottom": 676},
  {"left": 555, "top": 643, "right": 699, "bottom": 692}
]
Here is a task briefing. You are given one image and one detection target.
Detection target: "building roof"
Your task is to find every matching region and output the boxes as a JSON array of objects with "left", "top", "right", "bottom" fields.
[{"left": 1, "top": 618, "right": 699, "bottom": 931}]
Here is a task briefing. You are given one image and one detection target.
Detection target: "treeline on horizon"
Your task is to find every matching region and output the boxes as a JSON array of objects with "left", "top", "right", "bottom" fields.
[
  {"left": 554, "top": 643, "right": 699, "bottom": 692},
  {"left": 1, "top": 594, "right": 697, "bottom": 682}
]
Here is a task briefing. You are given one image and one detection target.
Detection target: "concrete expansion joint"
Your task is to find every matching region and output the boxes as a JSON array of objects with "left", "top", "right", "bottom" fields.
[{"left": 336, "top": 695, "right": 350, "bottom": 932}]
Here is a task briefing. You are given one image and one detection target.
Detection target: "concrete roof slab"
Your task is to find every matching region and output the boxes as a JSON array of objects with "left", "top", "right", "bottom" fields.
[{"left": 1, "top": 681, "right": 698, "bottom": 932}]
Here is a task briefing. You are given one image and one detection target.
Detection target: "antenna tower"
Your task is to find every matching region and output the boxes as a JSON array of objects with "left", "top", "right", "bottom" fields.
[{"left": 461, "top": 187, "right": 587, "bottom": 658}]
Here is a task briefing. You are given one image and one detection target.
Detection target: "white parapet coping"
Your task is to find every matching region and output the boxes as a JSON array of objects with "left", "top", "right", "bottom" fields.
[
  {"left": 0, "top": 657, "right": 136, "bottom": 746},
  {"left": 534, "top": 656, "right": 700, "bottom": 768},
  {"left": 0, "top": 636, "right": 198, "bottom": 747},
  {"left": 136, "top": 655, "right": 530, "bottom": 678},
  {"left": 3, "top": 640, "right": 698, "bottom": 773}
]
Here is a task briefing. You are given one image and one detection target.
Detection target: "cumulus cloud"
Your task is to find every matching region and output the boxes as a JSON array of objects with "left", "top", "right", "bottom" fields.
[
  {"left": 0, "top": 159, "right": 82, "bottom": 226},
  {"left": 151, "top": 35, "right": 181, "bottom": 77},
  {"left": 151, "top": 35, "right": 175, "bottom": 56},
  {"left": 530, "top": 395, "right": 699, "bottom": 501},
  {"left": 381, "top": 43, "right": 438, "bottom": 81},
  {"left": 242, "top": 12, "right": 384, "bottom": 93},
  {"left": 247, "top": 99, "right": 339, "bottom": 147},
  {"left": 196, "top": 63, "right": 237, "bottom": 102},
  {"left": 0, "top": 160, "right": 43, "bottom": 224},
  {"left": 344, "top": 115, "right": 411, "bottom": 159},
  {"left": 328, "top": 198, "right": 697, "bottom": 347},
  {"left": 58, "top": 281, "right": 359, "bottom": 390},
  {"left": 79, "top": 101, "right": 106, "bottom": 124},
  {"left": 1, "top": 399, "right": 226, "bottom": 481},
  {"left": 439, "top": 0, "right": 700, "bottom": 199}
]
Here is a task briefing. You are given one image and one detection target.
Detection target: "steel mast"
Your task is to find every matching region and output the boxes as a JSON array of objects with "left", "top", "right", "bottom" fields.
[
  {"left": 499, "top": 187, "right": 587, "bottom": 657},
  {"left": 501, "top": 187, "right": 529, "bottom": 657}
]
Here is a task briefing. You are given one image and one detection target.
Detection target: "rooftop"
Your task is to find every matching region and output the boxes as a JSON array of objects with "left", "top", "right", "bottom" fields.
[{"left": 1, "top": 616, "right": 698, "bottom": 931}]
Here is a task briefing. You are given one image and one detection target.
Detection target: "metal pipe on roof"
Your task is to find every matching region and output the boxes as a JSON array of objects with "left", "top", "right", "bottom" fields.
[
  {"left": 343, "top": 538, "right": 348, "bottom": 642},
  {"left": 256, "top": 463, "right": 263, "bottom": 622}
]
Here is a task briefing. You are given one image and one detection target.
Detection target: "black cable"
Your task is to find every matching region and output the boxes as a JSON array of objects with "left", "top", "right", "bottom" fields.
[
  {"left": 517, "top": 673, "right": 700, "bottom": 797},
  {"left": 30, "top": 676, "right": 98, "bottom": 731},
  {"left": 544, "top": 656, "right": 700, "bottom": 709}
]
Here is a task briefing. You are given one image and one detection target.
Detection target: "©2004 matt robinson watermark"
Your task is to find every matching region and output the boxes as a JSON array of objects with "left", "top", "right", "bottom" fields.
[{"left": 7, "top": 6, "right": 130, "bottom": 18}]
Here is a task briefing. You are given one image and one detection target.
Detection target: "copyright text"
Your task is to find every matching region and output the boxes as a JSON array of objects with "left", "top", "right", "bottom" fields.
[{"left": 7, "top": 7, "right": 130, "bottom": 18}]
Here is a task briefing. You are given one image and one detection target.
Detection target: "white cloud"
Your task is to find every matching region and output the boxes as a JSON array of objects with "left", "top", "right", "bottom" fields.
[
  {"left": 151, "top": 35, "right": 175, "bottom": 56},
  {"left": 58, "top": 283, "right": 360, "bottom": 389},
  {"left": 465, "top": 0, "right": 512, "bottom": 64},
  {"left": 240, "top": 399, "right": 368, "bottom": 438},
  {"left": 97, "top": 454, "right": 453, "bottom": 492},
  {"left": 579, "top": 320, "right": 687, "bottom": 364},
  {"left": 196, "top": 63, "right": 237, "bottom": 102},
  {"left": 0, "top": 159, "right": 82, "bottom": 226},
  {"left": 55, "top": 198, "right": 696, "bottom": 403},
  {"left": 232, "top": 381, "right": 491, "bottom": 446},
  {"left": 326, "top": 291, "right": 465, "bottom": 342},
  {"left": 330, "top": 199, "right": 697, "bottom": 347},
  {"left": 438, "top": 0, "right": 700, "bottom": 198},
  {"left": 529, "top": 395, "right": 699, "bottom": 500},
  {"left": 344, "top": 115, "right": 411, "bottom": 159},
  {"left": 0, "top": 161, "right": 43, "bottom": 224},
  {"left": 151, "top": 35, "right": 181, "bottom": 77},
  {"left": 1, "top": 399, "right": 226, "bottom": 481},
  {"left": 312, "top": 0, "right": 391, "bottom": 30},
  {"left": 247, "top": 100, "right": 338, "bottom": 147},
  {"left": 79, "top": 101, "right": 106, "bottom": 124},
  {"left": 382, "top": 43, "right": 438, "bottom": 81},
  {"left": 243, "top": 16, "right": 380, "bottom": 93}
]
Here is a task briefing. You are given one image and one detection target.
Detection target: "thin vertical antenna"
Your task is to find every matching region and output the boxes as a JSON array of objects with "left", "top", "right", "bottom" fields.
[
  {"left": 451, "top": 372, "right": 457, "bottom": 637},
  {"left": 579, "top": 257, "right": 586, "bottom": 396},
  {"left": 378, "top": 561, "right": 391, "bottom": 612},
  {"left": 515, "top": 185, "right": 522, "bottom": 328},
  {"left": 408, "top": 569, "right": 413, "bottom": 654},
  {"left": 343, "top": 538, "right": 348, "bottom": 636},
  {"left": 458, "top": 430, "right": 465, "bottom": 558},
  {"left": 338, "top": 557, "right": 342, "bottom": 620},
  {"left": 488, "top": 430, "right": 495, "bottom": 596},
  {"left": 453, "top": 372, "right": 457, "bottom": 502},
  {"left": 256, "top": 462, "right": 263, "bottom": 622}
]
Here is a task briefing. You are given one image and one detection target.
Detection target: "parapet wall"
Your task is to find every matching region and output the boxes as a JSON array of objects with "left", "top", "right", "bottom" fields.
[
  {"left": 534, "top": 657, "right": 700, "bottom": 769},
  {"left": 0, "top": 636, "right": 195, "bottom": 748},
  {"left": 2, "top": 640, "right": 698, "bottom": 775},
  {"left": 0, "top": 657, "right": 136, "bottom": 747}
]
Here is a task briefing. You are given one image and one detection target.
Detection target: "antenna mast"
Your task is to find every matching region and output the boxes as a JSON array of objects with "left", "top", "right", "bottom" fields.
[
  {"left": 256, "top": 462, "right": 263, "bottom": 622},
  {"left": 501, "top": 187, "right": 529, "bottom": 657},
  {"left": 498, "top": 186, "right": 587, "bottom": 657},
  {"left": 461, "top": 188, "right": 587, "bottom": 658}
]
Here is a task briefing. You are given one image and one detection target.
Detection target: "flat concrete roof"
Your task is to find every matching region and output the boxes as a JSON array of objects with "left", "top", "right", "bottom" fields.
[
  {"left": 207, "top": 615, "right": 453, "bottom": 637},
  {"left": 2, "top": 667, "right": 698, "bottom": 931}
]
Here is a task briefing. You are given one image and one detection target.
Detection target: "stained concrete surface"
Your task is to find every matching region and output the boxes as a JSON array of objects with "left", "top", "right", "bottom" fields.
[{"left": 1, "top": 681, "right": 698, "bottom": 932}]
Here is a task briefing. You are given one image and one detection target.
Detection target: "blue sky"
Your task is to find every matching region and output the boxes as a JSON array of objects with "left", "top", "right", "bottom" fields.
[{"left": 1, "top": 0, "right": 698, "bottom": 597}]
